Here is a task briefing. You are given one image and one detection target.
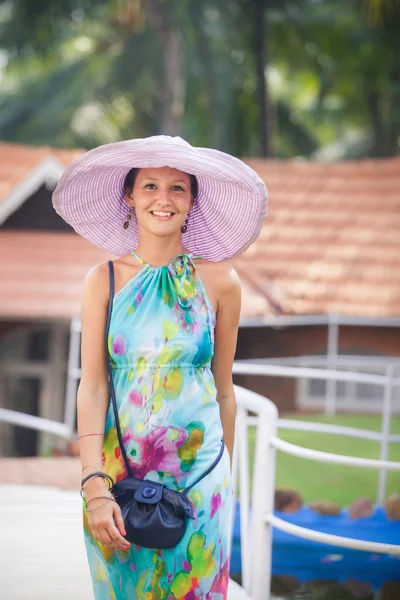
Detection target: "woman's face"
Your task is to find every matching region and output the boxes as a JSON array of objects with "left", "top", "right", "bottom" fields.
[{"left": 127, "top": 166, "right": 193, "bottom": 238}]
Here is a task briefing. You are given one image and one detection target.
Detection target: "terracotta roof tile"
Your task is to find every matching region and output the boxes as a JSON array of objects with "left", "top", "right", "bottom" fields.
[
  {"left": 0, "top": 231, "right": 278, "bottom": 320},
  {"left": 0, "top": 141, "right": 84, "bottom": 205},
  {"left": 1, "top": 141, "right": 399, "bottom": 319},
  {"left": 231, "top": 156, "right": 400, "bottom": 318},
  {"left": 0, "top": 231, "right": 112, "bottom": 320}
]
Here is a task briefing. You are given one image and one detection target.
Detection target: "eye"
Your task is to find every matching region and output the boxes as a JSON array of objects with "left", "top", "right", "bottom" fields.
[
  {"left": 172, "top": 185, "right": 184, "bottom": 192},
  {"left": 144, "top": 183, "right": 156, "bottom": 189}
]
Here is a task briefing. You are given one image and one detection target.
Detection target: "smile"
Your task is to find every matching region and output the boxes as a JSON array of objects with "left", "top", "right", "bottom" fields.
[{"left": 150, "top": 211, "right": 175, "bottom": 220}]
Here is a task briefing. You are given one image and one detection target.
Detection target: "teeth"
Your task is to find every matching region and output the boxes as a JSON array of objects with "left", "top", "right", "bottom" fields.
[{"left": 152, "top": 211, "right": 173, "bottom": 217}]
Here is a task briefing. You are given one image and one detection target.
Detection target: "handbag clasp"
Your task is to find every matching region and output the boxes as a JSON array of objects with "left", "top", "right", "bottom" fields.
[{"left": 134, "top": 480, "right": 164, "bottom": 504}]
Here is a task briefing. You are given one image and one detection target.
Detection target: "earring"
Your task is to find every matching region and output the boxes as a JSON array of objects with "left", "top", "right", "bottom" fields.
[
  {"left": 123, "top": 205, "right": 135, "bottom": 229},
  {"left": 181, "top": 212, "right": 190, "bottom": 234}
]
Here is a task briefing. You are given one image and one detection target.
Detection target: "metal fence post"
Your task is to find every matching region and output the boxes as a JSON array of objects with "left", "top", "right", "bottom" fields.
[
  {"left": 63, "top": 318, "right": 81, "bottom": 433},
  {"left": 377, "top": 364, "right": 394, "bottom": 504},
  {"left": 250, "top": 401, "right": 278, "bottom": 600},
  {"left": 326, "top": 313, "right": 339, "bottom": 416}
]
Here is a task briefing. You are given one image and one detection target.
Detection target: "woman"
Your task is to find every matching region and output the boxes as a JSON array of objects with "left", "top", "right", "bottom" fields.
[{"left": 52, "top": 135, "right": 268, "bottom": 599}]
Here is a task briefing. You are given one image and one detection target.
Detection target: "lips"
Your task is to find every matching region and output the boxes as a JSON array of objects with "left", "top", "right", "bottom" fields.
[{"left": 150, "top": 210, "right": 175, "bottom": 220}]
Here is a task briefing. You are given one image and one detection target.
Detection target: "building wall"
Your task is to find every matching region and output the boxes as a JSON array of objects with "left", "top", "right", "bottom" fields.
[
  {"left": 2, "top": 184, "right": 74, "bottom": 231},
  {"left": 234, "top": 324, "right": 400, "bottom": 413},
  {"left": 0, "top": 322, "right": 69, "bottom": 457}
]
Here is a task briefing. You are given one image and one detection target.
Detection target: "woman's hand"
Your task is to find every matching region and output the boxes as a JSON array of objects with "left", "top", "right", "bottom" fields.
[{"left": 86, "top": 497, "right": 131, "bottom": 551}]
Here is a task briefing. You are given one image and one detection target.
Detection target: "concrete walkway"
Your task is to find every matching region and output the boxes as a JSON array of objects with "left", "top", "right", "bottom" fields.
[{"left": 0, "top": 484, "right": 250, "bottom": 600}]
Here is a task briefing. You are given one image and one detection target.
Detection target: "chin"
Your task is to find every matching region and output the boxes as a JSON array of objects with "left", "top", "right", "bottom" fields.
[{"left": 146, "top": 224, "right": 181, "bottom": 237}]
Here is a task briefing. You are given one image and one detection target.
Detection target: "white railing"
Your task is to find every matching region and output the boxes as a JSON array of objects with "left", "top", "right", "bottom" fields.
[
  {"left": 241, "top": 355, "right": 400, "bottom": 415},
  {"left": 231, "top": 386, "right": 278, "bottom": 595},
  {"left": 239, "top": 312, "right": 400, "bottom": 418},
  {"left": 0, "top": 408, "right": 72, "bottom": 438},
  {"left": 233, "top": 361, "right": 399, "bottom": 504},
  {"left": 231, "top": 384, "right": 400, "bottom": 600},
  {"left": 1, "top": 366, "right": 399, "bottom": 600}
]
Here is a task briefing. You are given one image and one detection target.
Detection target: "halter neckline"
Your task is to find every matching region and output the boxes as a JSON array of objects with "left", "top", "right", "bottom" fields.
[{"left": 130, "top": 250, "right": 203, "bottom": 311}]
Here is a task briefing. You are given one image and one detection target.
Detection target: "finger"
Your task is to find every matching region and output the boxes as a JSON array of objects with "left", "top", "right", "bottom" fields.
[
  {"left": 107, "top": 522, "right": 131, "bottom": 551},
  {"left": 100, "top": 528, "right": 113, "bottom": 546},
  {"left": 107, "top": 525, "right": 130, "bottom": 551},
  {"left": 90, "top": 521, "right": 110, "bottom": 545},
  {"left": 112, "top": 504, "right": 127, "bottom": 537}
]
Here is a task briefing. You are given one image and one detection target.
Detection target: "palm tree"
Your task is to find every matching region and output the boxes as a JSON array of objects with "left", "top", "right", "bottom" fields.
[
  {"left": 366, "top": 0, "right": 400, "bottom": 22},
  {"left": 252, "top": 0, "right": 269, "bottom": 156}
]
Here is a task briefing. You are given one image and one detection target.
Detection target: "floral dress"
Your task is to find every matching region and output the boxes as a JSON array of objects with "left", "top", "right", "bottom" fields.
[{"left": 82, "top": 251, "right": 233, "bottom": 599}]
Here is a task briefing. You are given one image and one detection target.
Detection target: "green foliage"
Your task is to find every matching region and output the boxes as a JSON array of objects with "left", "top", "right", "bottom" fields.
[
  {"left": 0, "top": 0, "right": 398, "bottom": 157},
  {"left": 246, "top": 414, "right": 400, "bottom": 506}
]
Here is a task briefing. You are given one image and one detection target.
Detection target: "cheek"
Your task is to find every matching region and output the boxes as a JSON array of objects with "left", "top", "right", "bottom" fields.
[
  {"left": 175, "top": 196, "right": 192, "bottom": 214},
  {"left": 133, "top": 195, "right": 152, "bottom": 212}
]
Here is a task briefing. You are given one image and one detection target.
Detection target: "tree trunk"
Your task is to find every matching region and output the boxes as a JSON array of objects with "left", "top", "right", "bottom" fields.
[
  {"left": 253, "top": 0, "right": 270, "bottom": 156},
  {"left": 191, "top": 3, "right": 222, "bottom": 149},
  {"left": 142, "top": 0, "right": 184, "bottom": 135},
  {"left": 366, "top": 89, "right": 391, "bottom": 156}
]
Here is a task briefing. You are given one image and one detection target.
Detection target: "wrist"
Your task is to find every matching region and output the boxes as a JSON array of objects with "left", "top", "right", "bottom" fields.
[
  {"left": 82, "top": 476, "right": 111, "bottom": 497},
  {"left": 85, "top": 492, "right": 114, "bottom": 504}
]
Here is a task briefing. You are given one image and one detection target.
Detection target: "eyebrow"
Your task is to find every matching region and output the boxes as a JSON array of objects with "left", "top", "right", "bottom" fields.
[{"left": 141, "top": 177, "right": 188, "bottom": 184}]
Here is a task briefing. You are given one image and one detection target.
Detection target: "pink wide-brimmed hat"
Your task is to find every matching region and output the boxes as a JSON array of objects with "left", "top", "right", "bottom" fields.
[{"left": 52, "top": 135, "right": 268, "bottom": 261}]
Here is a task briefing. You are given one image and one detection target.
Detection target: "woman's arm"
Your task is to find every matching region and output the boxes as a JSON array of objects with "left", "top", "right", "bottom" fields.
[
  {"left": 78, "top": 261, "right": 130, "bottom": 551},
  {"left": 77, "top": 262, "right": 111, "bottom": 500},
  {"left": 211, "top": 263, "right": 242, "bottom": 470}
]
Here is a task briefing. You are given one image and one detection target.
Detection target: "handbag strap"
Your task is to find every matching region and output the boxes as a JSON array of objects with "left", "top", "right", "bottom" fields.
[
  {"left": 106, "top": 260, "right": 225, "bottom": 488},
  {"left": 106, "top": 260, "right": 135, "bottom": 477},
  {"left": 181, "top": 437, "right": 225, "bottom": 494}
]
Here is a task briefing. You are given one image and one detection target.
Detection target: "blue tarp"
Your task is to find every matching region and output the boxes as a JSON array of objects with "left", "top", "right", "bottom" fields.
[{"left": 230, "top": 503, "right": 400, "bottom": 586}]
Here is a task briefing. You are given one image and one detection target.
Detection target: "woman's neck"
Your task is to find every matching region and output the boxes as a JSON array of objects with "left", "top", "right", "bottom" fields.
[{"left": 133, "top": 240, "right": 191, "bottom": 267}]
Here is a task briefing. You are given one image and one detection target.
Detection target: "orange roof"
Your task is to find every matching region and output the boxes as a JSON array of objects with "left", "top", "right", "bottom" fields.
[
  {"left": 231, "top": 157, "right": 400, "bottom": 317},
  {"left": 0, "top": 231, "right": 112, "bottom": 320},
  {"left": 0, "top": 140, "right": 280, "bottom": 320},
  {"left": 0, "top": 141, "right": 83, "bottom": 202},
  {"left": 1, "top": 140, "right": 399, "bottom": 320},
  {"left": 0, "top": 230, "right": 278, "bottom": 320}
]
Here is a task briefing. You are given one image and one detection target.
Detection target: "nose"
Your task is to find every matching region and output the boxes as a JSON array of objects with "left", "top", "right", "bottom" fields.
[{"left": 155, "top": 188, "right": 172, "bottom": 206}]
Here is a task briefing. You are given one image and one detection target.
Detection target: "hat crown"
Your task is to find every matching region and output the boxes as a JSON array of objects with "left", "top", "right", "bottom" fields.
[{"left": 145, "top": 135, "right": 191, "bottom": 148}]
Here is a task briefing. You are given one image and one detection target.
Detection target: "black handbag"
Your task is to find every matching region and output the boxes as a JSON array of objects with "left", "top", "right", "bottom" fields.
[{"left": 105, "top": 260, "right": 225, "bottom": 549}]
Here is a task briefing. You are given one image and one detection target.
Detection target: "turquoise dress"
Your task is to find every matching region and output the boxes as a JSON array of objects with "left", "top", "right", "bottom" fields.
[{"left": 82, "top": 251, "right": 233, "bottom": 599}]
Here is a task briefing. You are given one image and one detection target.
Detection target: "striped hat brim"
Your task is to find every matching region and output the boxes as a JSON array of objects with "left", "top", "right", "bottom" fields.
[{"left": 52, "top": 135, "right": 268, "bottom": 261}]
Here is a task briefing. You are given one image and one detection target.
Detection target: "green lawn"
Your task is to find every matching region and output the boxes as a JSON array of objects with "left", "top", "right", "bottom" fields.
[{"left": 246, "top": 414, "right": 400, "bottom": 506}]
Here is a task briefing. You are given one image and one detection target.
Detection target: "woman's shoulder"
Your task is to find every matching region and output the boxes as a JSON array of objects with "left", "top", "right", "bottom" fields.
[
  {"left": 81, "top": 260, "right": 111, "bottom": 305},
  {"left": 83, "top": 255, "right": 145, "bottom": 302},
  {"left": 84, "top": 260, "right": 110, "bottom": 286},
  {"left": 194, "top": 257, "right": 241, "bottom": 294}
]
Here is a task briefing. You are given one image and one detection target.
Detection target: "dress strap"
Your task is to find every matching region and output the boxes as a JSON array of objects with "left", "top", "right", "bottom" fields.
[{"left": 131, "top": 250, "right": 147, "bottom": 266}]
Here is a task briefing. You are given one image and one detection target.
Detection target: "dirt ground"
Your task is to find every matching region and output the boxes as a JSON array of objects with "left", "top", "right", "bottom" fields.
[{"left": 0, "top": 457, "right": 82, "bottom": 489}]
